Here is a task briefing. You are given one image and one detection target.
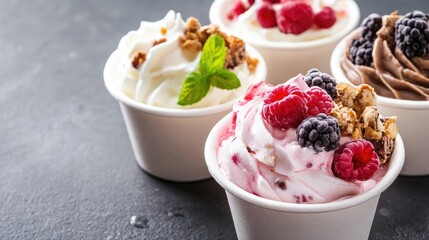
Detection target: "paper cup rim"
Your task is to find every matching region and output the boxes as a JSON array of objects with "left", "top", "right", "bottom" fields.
[
  {"left": 330, "top": 28, "right": 429, "bottom": 110},
  {"left": 103, "top": 45, "right": 267, "bottom": 118},
  {"left": 209, "top": 0, "right": 360, "bottom": 50},
  {"left": 205, "top": 113, "right": 404, "bottom": 213}
]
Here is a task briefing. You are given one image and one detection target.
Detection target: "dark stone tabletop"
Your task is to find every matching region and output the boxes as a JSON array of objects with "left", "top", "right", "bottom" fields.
[{"left": 0, "top": 0, "right": 428, "bottom": 239}]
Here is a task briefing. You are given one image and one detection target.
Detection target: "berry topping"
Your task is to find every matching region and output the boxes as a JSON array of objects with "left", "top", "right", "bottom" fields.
[
  {"left": 228, "top": 1, "right": 247, "bottom": 20},
  {"left": 262, "top": 84, "right": 308, "bottom": 130},
  {"left": 360, "top": 13, "right": 382, "bottom": 41},
  {"left": 305, "top": 87, "right": 334, "bottom": 117},
  {"left": 349, "top": 37, "right": 374, "bottom": 66},
  {"left": 277, "top": 2, "right": 314, "bottom": 35},
  {"left": 296, "top": 113, "right": 340, "bottom": 153},
  {"left": 256, "top": 3, "right": 278, "bottom": 28},
  {"left": 263, "top": 0, "right": 280, "bottom": 3},
  {"left": 314, "top": 7, "right": 337, "bottom": 29},
  {"left": 303, "top": 69, "right": 337, "bottom": 99},
  {"left": 395, "top": 10, "right": 429, "bottom": 58},
  {"left": 248, "top": 0, "right": 255, "bottom": 5},
  {"left": 332, "top": 139, "right": 380, "bottom": 182}
]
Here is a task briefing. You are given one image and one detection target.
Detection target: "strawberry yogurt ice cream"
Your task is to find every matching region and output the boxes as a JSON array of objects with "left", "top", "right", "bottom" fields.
[
  {"left": 216, "top": 71, "right": 398, "bottom": 203},
  {"left": 112, "top": 11, "right": 261, "bottom": 109}
]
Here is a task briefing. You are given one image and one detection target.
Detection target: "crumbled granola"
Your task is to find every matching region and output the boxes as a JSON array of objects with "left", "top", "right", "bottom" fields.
[
  {"left": 332, "top": 82, "right": 398, "bottom": 164},
  {"left": 153, "top": 38, "right": 167, "bottom": 47},
  {"left": 369, "top": 136, "right": 396, "bottom": 165},
  {"left": 246, "top": 55, "right": 259, "bottom": 72},
  {"left": 179, "top": 17, "right": 204, "bottom": 52},
  {"left": 331, "top": 104, "right": 358, "bottom": 137},
  {"left": 178, "top": 17, "right": 253, "bottom": 70},
  {"left": 131, "top": 52, "right": 147, "bottom": 69},
  {"left": 384, "top": 117, "right": 398, "bottom": 138},
  {"left": 160, "top": 27, "right": 167, "bottom": 35},
  {"left": 224, "top": 35, "right": 246, "bottom": 69},
  {"left": 335, "top": 82, "right": 376, "bottom": 116},
  {"left": 360, "top": 106, "right": 384, "bottom": 140}
]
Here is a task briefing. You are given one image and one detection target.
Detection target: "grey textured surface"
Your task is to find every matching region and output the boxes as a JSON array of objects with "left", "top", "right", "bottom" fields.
[{"left": 0, "top": 0, "right": 428, "bottom": 239}]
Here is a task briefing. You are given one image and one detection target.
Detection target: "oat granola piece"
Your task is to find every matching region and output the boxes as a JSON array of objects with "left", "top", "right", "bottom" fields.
[
  {"left": 131, "top": 51, "right": 147, "bottom": 69},
  {"left": 178, "top": 18, "right": 248, "bottom": 70},
  {"left": 370, "top": 136, "right": 396, "bottom": 165},
  {"left": 359, "top": 106, "right": 384, "bottom": 140},
  {"left": 224, "top": 35, "right": 246, "bottom": 69},
  {"left": 160, "top": 27, "right": 167, "bottom": 35},
  {"left": 384, "top": 117, "right": 398, "bottom": 138},
  {"left": 335, "top": 82, "right": 358, "bottom": 107},
  {"left": 335, "top": 82, "right": 376, "bottom": 116},
  {"left": 246, "top": 55, "right": 259, "bottom": 72},
  {"left": 331, "top": 104, "right": 359, "bottom": 137},
  {"left": 153, "top": 38, "right": 167, "bottom": 47},
  {"left": 179, "top": 17, "right": 204, "bottom": 52}
]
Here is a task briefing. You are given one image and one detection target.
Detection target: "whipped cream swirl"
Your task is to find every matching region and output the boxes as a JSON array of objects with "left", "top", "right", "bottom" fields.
[{"left": 115, "top": 11, "right": 257, "bottom": 109}]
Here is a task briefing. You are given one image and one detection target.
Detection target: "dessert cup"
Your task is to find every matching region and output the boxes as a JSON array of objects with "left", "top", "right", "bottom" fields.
[
  {"left": 205, "top": 113, "right": 404, "bottom": 240},
  {"left": 104, "top": 45, "right": 266, "bottom": 182},
  {"left": 209, "top": 0, "right": 360, "bottom": 85},
  {"left": 331, "top": 29, "right": 429, "bottom": 176}
]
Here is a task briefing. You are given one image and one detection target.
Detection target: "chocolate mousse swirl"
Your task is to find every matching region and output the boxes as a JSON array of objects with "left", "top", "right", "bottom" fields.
[{"left": 341, "top": 13, "right": 429, "bottom": 100}]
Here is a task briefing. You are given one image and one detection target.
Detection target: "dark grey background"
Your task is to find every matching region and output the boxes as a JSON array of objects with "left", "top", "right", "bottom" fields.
[{"left": 0, "top": 0, "right": 428, "bottom": 239}]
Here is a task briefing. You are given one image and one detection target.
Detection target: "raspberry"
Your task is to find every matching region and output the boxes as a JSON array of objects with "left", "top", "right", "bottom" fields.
[
  {"left": 279, "top": 0, "right": 303, "bottom": 3},
  {"left": 277, "top": 2, "right": 314, "bottom": 34},
  {"left": 227, "top": 1, "right": 247, "bottom": 20},
  {"left": 248, "top": 0, "right": 255, "bottom": 5},
  {"left": 263, "top": 0, "right": 280, "bottom": 3},
  {"left": 262, "top": 84, "right": 308, "bottom": 130},
  {"left": 360, "top": 13, "right": 382, "bottom": 41},
  {"left": 303, "top": 68, "right": 337, "bottom": 99},
  {"left": 349, "top": 37, "right": 374, "bottom": 66},
  {"left": 256, "top": 3, "right": 277, "bottom": 28},
  {"left": 296, "top": 113, "right": 340, "bottom": 153},
  {"left": 314, "top": 7, "right": 336, "bottom": 29},
  {"left": 395, "top": 10, "right": 429, "bottom": 58},
  {"left": 332, "top": 140, "right": 380, "bottom": 182},
  {"left": 305, "top": 87, "right": 334, "bottom": 117}
]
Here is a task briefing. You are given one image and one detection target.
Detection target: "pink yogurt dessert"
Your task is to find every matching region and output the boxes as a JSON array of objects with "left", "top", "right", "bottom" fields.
[{"left": 216, "top": 71, "right": 399, "bottom": 203}]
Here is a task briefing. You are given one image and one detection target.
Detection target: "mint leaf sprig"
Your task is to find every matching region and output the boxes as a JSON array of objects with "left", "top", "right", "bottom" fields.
[{"left": 178, "top": 34, "right": 241, "bottom": 106}]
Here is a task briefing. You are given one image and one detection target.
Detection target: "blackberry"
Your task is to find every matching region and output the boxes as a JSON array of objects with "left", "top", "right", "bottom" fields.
[
  {"left": 349, "top": 37, "right": 374, "bottom": 66},
  {"left": 303, "top": 69, "right": 337, "bottom": 99},
  {"left": 361, "top": 13, "right": 382, "bottom": 41},
  {"left": 296, "top": 113, "right": 340, "bottom": 153},
  {"left": 395, "top": 10, "right": 429, "bottom": 58}
]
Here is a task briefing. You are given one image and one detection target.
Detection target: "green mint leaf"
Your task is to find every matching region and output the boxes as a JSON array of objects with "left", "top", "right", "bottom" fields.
[
  {"left": 177, "top": 72, "right": 210, "bottom": 106},
  {"left": 209, "top": 69, "right": 241, "bottom": 90},
  {"left": 200, "top": 34, "right": 227, "bottom": 75}
]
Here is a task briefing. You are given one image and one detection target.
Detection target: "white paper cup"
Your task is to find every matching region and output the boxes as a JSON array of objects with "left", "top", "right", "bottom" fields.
[
  {"left": 205, "top": 113, "right": 404, "bottom": 240},
  {"left": 104, "top": 46, "right": 266, "bottom": 182},
  {"left": 330, "top": 30, "right": 429, "bottom": 176},
  {"left": 209, "top": 0, "right": 360, "bottom": 85}
]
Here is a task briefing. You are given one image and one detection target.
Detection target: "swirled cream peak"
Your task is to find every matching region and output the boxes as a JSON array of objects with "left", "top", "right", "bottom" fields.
[
  {"left": 115, "top": 11, "right": 260, "bottom": 109},
  {"left": 226, "top": 0, "right": 350, "bottom": 42},
  {"left": 341, "top": 12, "right": 429, "bottom": 100}
]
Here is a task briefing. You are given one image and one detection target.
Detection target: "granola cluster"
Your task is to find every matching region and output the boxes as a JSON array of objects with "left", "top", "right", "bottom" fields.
[
  {"left": 178, "top": 17, "right": 257, "bottom": 71},
  {"left": 332, "top": 82, "right": 398, "bottom": 164},
  {"left": 131, "top": 17, "right": 258, "bottom": 72}
]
